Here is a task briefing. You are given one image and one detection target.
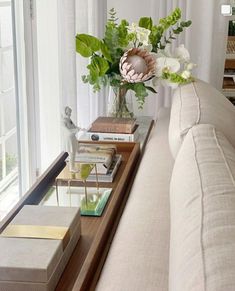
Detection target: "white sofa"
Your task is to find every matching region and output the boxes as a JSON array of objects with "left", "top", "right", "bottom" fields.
[{"left": 96, "top": 79, "right": 235, "bottom": 291}]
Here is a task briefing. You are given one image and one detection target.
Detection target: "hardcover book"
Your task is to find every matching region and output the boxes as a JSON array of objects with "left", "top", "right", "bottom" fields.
[
  {"left": 85, "top": 125, "right": 139, "bottom": 142},
  {"left": 75, "top": 143, "right": 117, "bottom": 169},
  {"left": 90, "top": 116, "right": 136, "bottom": 134},
  {"left": 87, "top": 154, "right": 122, "bottom": 182},
  {"left": 92, "top": 161, "right": 111, "bottom": 174}
]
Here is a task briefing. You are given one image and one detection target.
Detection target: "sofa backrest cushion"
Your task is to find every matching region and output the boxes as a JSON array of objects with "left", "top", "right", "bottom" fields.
[
  {"left": 169, "top": 124, "right": 235, "bottom": 291},
  {"left": 168, "top": 79, "right": 235, "bottom": 159}
]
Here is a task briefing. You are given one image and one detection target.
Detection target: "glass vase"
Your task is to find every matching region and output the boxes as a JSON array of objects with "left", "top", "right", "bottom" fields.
[{"left": 107, "top": 86, "right": 134, "bottom": 118}]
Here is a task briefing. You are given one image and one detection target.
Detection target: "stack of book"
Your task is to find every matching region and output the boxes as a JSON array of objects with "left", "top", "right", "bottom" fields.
[
  {"left": 85, "top": 117, "right": 139, "bottom": 142},
  {"left": 75, "top": 143, "right": 122, "bottom": 182}
]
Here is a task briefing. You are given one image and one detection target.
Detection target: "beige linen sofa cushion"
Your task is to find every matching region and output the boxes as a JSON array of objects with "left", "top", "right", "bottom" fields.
[
  {"left": 169, "top": 124, "right": 235, "bottom": 291},
  {"left": 168, "top": 79, "right": 235, "bottom": 158},
  {"left": 96, "top": 108, "right": 173, "bottom": 291}
]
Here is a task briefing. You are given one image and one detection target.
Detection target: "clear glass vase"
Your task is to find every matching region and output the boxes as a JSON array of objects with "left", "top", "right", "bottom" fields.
[{"left": 107, "top": 86, "right": 134, "bottom": 118}]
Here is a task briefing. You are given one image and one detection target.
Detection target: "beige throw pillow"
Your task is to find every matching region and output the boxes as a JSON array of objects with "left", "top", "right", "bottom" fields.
[
  {"left": 169, "top": 124, "right": 235, "bottom": 291},
  {"left": 168, "top": 79, "right": 235, "bottom": 159}
]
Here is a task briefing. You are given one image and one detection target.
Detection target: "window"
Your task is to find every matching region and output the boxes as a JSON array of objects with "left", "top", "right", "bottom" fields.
[
  {"left": 0, "top": 0, "right": 29, "bottom": 220},
  {"left": 0, "top": 0, "right": 91, "bottom": 221}
]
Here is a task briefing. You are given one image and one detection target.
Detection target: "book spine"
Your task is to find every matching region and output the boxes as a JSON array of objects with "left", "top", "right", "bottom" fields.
[
  {"left": 86, "top": 130, "right": 139, "bottom": 142},
  {"left": 91, "top": 123, "right": 134, "bottom": 134},
  {"left": 75, "top": 154, "right": 111, "bottom": 165},
  {"left": 75, "top": 144, "right": 116, "bottom": 166}
]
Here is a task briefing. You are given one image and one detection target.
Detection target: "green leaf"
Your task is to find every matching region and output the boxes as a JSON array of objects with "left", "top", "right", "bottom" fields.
[
  {"left": 87, "top": 65, "right": 99, "bottom": 84},
  {"left": 95, "top": 57, "right": 110, "bottom": 76},
  {"left": 104, "top": 21, "right": 121, "bottom": 62},
  {"left": 118, "top": 20, "right": 129, "bottom": 48},
  {"left": 139, "top": 17, "right": 153, "bottom": 30},
  {"left": 133, "top": 83, "right": 148, "bottom": 108},
  {"left": 87, "top": 56, "right": 110, "bottom": 83},
  {"left": 108, "top": 8, "right": 118, "bottom": 23},
  {"left": 76, "top": 34, "right": 101, "bottom": 57},
  {"left": 76, "top": 36, "right": 92, "bottom": 57},
  {"left": 145, "top": 86, "right": 157, "bottom": 94},
  {"left": 173, "top": 28, "right": 180, "bottom": 34},
  {"left": 172, "top": 7, "right": 181, "bottom": 19},
  {"left": 82, "top": 75, "right": 89, "bottom": 83},
  {"left": 162, "top": 71, "right": 193, "bottom": 85},
  {"left": 100, "top": 42, "right": 112, "bottom": 62},
  {"left": 185, "top": 20, "right": 192, "bottom": 27}
]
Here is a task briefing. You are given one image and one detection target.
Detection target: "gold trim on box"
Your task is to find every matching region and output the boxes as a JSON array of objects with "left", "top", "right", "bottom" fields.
[{"left": 0, "top": 225, "right": 70, "bottom": 250}]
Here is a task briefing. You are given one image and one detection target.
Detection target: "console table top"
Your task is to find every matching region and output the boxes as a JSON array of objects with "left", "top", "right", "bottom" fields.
[{"left": 56, "top": 142, "right": 140, "bottom": 291}]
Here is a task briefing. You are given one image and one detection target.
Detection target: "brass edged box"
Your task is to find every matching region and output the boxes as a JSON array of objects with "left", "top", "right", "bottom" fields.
[{"left": 0, "top": 205, "right": 81, "bottom": 291}]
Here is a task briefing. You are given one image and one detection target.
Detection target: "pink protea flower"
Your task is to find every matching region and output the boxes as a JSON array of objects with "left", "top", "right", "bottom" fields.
[{"left": 119, "top": 48, "right": 156, "bottom": 83}]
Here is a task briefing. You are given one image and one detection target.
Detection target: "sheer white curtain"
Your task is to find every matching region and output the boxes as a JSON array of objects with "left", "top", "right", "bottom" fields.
[
  {"left": 107, "top": 0, "right": 228, "bottom": 118},
  {"left": 26, "top": 0, "right": 78, "bottom": 172},
  {"left": 59, "top": 0, "right": 77, "bottom": 120},
  {"left": 175, "top": 0, "right": 228, "bottom": 90},
  {"left": 76, "top": 0, "right": 107, "bottom": 128}
]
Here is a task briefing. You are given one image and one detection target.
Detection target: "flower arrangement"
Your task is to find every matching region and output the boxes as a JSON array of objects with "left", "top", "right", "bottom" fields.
[{"left": 76, "top": 8, "right": 194, "bottom": 117}]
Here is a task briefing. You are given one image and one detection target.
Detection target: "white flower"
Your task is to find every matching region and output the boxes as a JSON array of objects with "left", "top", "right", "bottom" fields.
[
  {"left": 186, "top": 62, "right": 196, "bottom": 70},
  {"left": 126, "top": 23, "right": 139, "bottom": 34},
  {"left": 174, "top": 44, "right": 190, "bottom": 62},
  {"left": 181, "top": 70, "right": 191, "bottom": 79},
  {"left": 126, "top": 23, "right": 150, "bottom": 46},
  {"left": 136, "top": 27, "right": 151, "bottom": 46},
  {"left": 155, "top": 57, "right": 180, "bottom": 77},
  {"left": 140, "top": 44, "right": 153, "bottom": 52}
]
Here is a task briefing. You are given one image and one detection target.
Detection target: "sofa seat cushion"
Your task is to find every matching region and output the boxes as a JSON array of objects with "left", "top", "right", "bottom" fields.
[
  {"left": 96, "top": 108, "right": 174, "bottom": 291},
  {"left": 169, "top": 79, "right": 235, "bottom": 158},
  {"left": 169, "top": 124, "right": 235, "bottom": 291}
]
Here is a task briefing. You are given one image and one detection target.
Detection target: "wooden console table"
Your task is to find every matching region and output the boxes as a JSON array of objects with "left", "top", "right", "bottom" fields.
[
  {"left": 0, "top": 119, "right": 154, "bottom": 291},
  {"left": 55, "top": 142, "right": 140, "bottom": 291}
]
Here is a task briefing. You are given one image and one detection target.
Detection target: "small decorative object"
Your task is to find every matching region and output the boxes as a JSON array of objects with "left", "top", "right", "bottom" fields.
[
  {"left": 45, "top": 184, "right": 113, "bottom": 217},
  {"left": 78, "top": 163, "right": 99, "bottom": 209},
  {"left": 0, "top": 205, "right": 81, "bottom": 290},
  {"left": 53, "top": 143, "right": 117, "bottom": 216},
  {"left": 76, "top": 8, "right": 195, "bottom": 117},
  {"left": 53, "top": 161, "right": 112, "bottom": 217},
  {"left": 61, "top": 106, "right": 80, "bottom": 171}
]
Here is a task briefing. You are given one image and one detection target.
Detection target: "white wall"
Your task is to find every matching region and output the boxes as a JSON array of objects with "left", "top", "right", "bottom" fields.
[{"left": 108, "top": 0, "right": 154, "bottom": 22}]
